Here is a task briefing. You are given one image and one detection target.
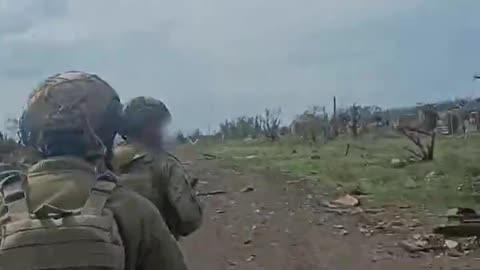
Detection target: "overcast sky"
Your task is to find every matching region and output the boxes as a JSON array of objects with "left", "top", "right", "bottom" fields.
[{"left": 1, "top": 0, "right": 479, "bottom": 132}]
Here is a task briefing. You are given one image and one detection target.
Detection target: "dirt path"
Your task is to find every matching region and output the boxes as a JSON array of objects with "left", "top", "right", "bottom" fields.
[{"left": 178, "top": 147, "right": 479, "bottom": 270}]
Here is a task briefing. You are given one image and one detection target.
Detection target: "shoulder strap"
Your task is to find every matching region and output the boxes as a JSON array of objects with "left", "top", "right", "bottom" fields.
[
  {"left": 0, "top": 170, "right": 30, "bottom": 221},
  {"left": 81, "top": 171, "right": 118, "bottom": 216}
]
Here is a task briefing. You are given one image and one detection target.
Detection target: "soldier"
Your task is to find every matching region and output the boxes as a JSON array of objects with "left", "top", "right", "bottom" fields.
[
  {"left": 0, "top": 71, "right": 188, "bottom": 270},
  {"left": 112, "top": 96, "right": 203, "bottom": 239}
]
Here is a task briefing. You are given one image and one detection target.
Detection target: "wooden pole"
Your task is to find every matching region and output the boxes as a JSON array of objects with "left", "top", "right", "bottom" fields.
[{"left": 333, "top": 96, "right": 338, "bottom": 136}]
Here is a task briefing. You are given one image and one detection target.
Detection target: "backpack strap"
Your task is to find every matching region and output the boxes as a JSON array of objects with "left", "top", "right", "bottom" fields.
[
  {"left": 0, "top": 170, "right": 30, "bottom": 221},
  {"left": 82, "top": 171, "right": 118, "bottom": 216}
]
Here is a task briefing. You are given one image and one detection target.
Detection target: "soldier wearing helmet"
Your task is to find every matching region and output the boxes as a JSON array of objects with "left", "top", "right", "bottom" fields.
[
  {"left": 112, "top": 96, "right": 203, "bottom": 239},
  {"left": 1, "top": 72, "right": 188, "bottom": 270},
  {"left": 20, "top": 71, "right": 124, "bottom": 170}
]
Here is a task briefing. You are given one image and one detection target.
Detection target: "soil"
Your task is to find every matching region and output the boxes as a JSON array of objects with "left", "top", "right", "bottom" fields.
[{"left": 178, "top": 146, "right": 480, "bottom": 270}]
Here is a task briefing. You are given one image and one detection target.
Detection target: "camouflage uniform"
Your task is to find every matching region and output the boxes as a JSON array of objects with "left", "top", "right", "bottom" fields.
[
  {"left": 0, "top": 72, "right": 188, "bottom": 270},
  {"left": 113, "top": 97, "right": 203, "bottom": 239}
]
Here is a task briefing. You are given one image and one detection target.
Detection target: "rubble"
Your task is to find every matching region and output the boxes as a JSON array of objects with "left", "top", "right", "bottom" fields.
[
  {"left": 444, "top": 239, "right": 459, "bottom": 249},
  {"left": 202, "top": 153, "right": 217, "bottom": 160},
  {"left": 399, "top": 233, "right": 476, "bottom": 257},
  {"left": 332, "top": 194, "right": 360, "bottom": 207},
  {"left": 391, "top": 158, "right": 406, "bottom": 168},
  {"left": 358, "top": 226, "right": 374, "bottom": 237},
  {"left": 424, "top": 171, "right": 444, "bottom": 182},
  {"left": 246, "top": 255, "right": 256, "bottom": 262},
  {"left": 227, "top": 260, "right": 238, "bottom": 266},
  {"left": 447, "top": 249, "right": 464, "bottom": 257},
  {"left": 399, "top": 234, "right": 445, "bottom": 253},
  {"left": 240, "top": 185, "right": 255, "bottom": 193},
  {"left": 197, "top": 190, "right": 227, "bottom": 197}
]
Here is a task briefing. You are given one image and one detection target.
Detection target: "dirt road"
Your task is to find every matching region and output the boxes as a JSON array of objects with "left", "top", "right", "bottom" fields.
[{"left": 178, "top": 147, "right": 479, "bottom": 270}]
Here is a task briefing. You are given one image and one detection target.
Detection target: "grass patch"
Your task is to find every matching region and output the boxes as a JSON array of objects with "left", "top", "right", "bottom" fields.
[{"left": 197, "top": 134, "right": 480, "bottom": 210}]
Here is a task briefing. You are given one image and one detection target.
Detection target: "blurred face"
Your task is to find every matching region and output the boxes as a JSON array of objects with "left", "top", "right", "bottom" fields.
[{"left": 142, "top": 119, "right": 169, "bottom": 149}]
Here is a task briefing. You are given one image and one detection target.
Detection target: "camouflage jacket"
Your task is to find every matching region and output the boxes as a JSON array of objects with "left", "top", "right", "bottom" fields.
[
  {"left": 112, "top": 142, "right": 203, "bottom": 238},
  {"left": 0, "top": 156, "right": 188, "bottom": 270}
]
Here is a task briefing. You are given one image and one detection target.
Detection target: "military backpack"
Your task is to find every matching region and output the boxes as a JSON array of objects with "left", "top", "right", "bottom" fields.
[{"left": 0, "top": 170, "right": 125, "bottom": 270}]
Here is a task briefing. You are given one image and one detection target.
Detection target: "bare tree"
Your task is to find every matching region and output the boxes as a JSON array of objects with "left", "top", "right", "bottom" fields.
[
  {"left": 290, "top": 105, "right": 330, "bottom": 143},
  {"left": 350, "top": 104, "right": 361, "bottom": 137},
  {"left": 400, "top": 127, "right": 436, "bottom": 161},
  {"left": 261, "top": 108, "right": 282, "bottom": 141}
]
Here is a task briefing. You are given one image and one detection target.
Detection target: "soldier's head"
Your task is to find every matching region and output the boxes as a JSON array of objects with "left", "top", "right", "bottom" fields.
[
  {"left": 121, "top": 96, "right": 172, "bottom": 148},
  {"left": 20, "top": 71, "right": 123, "bottom": 164}
]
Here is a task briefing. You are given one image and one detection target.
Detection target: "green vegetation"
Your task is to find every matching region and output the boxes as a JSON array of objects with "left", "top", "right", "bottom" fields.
[{"left": 197, "top": 134, "right": 480, "bottom": 210}]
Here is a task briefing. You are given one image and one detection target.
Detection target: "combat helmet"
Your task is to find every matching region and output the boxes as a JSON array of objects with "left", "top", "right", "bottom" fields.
[
  {"left": 121, "top": 96, "right": 171, "bottom": 138},
  {"left": 20, "top": 71, "right": 123, "bottom": 160}
]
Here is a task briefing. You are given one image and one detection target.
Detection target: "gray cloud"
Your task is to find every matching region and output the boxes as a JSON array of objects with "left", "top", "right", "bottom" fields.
[{"left": 1, "top": 0, "right": 479, "bottom": 131}]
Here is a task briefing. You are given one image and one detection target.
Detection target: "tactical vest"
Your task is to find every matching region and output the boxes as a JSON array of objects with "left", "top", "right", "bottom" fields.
[{"left": 0, "top": 170, "right": 125, "bottom": 270}]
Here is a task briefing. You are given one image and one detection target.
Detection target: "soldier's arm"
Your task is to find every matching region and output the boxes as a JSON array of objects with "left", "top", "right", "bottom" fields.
[
  {"left": 159, "top": 156, "right": 203, "bottom": 237},
  {"left": 109, "top": 188, "right": 188, "bottom": 270},
  {"left": 138, "top": 201, "right": 189, "bottom": 270}
]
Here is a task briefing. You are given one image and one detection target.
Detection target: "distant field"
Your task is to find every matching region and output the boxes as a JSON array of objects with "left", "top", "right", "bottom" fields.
[{"left": 196, "top": 133, "right": 480, "bottom": 210}]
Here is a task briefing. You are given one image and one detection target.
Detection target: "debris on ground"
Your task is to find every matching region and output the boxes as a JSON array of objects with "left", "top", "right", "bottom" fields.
[
  {"left": 202, "top": 153, "right": 217, "bottom": 160},
  {"left": 350, "top": 207, "right": 364, "bottom": 215},
  {"left": 434, "top": 207, "right": 480, "bottom": 238},
  {"left": 445, "top": 239, "right": 459, "bottom": 250},
  {"left": 197, "top": 190, "right": 228, "bottom": 197},
  {"left": 447, "top": 249, "right": 464, "bottom": 257},
  {"left": 246, "top": 255, "right": 256, "bottom": 262},
  {"left": 245, "top": 155, "right": 258, "bottom": 160},
  {"left": 391, "top": 158, "right": 406, "bottom": 168},
  {"left": 424, "top": 171, "right": 444, "bottom": 182},
  {"left": 388, "top": 219, "right": 405, "bottom": 227},
  {"left": 310, "top": 155, "right": 321, "bottom": 160},
  {"left": 243, "top": 225, "right": 257, "bottom": 245},
  {"left": 398, "top": 234, "right": 474, "bottom": 257},
  {"left": 399, "top": 234, "right": 445, "bottom": 253},
  {"left": 370, "top": 248, "right": 394, "bottom": 262},
  {"left": 286, "top": 179, "right": 307, "bottom": 185},
  {"left": 333, "top": 224, "right": 345, "bottom": 229},
  {"left": 365, "top": 208, "right": 385, "bottom": 214},
  {"left": 227, "top": 260, "right": 238, "bottom": 266},
  {"left": 332, "top": 194, "right": 360, "bottom": 207},
  {"left": 410, "top": 219, "right": 422, "bottom": 228},
  {"left": 358, "top": 225, "right": 374, "bottom": 237},
  {"left": 240, "top": 185, "right": 255, "bottom": 193},
  {"left": 319, "top": 200, "right": 338, "bottom": 208}
]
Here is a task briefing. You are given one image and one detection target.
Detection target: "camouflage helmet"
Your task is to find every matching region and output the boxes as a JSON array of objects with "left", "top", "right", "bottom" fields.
[
  {"left": 38, "top": 103, "right": 107, "bottom": 158},
  {"left": 121, "top": 96, "right": 171, "bottom": 137},
  {"left": 20, "top": 71, "right": 122, "bottom": 149}
]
